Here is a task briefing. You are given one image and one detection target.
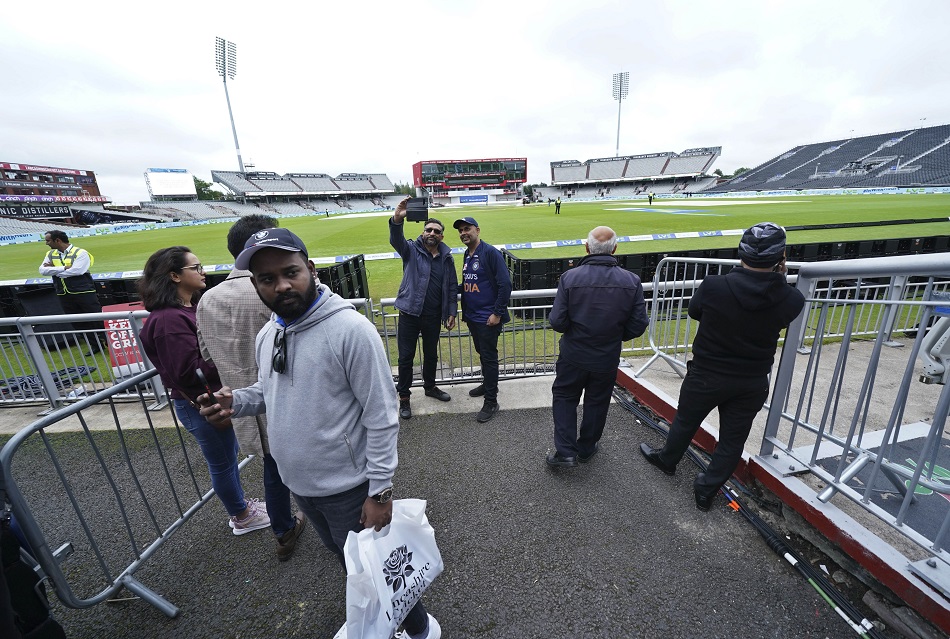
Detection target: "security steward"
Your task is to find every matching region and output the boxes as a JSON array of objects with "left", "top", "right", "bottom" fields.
[{"left": 39, "top": 230, "right": 104, "bottom": 354}]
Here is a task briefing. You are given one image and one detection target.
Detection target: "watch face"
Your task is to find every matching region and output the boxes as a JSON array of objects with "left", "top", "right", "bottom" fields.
[{"left": 375, "top": 488, "right": 393, "bottom": 503}]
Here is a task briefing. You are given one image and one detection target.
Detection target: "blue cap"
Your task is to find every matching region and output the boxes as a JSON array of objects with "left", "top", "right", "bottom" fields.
[
  {"left": 235, "top": 228, "right": 309, "bottom": 270},
  {"left": 453, "top": 217, "right": 479, "bottom": 229}
]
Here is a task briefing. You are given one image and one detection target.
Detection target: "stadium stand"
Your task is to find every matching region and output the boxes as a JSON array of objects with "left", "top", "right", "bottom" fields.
[
  {"left": 708, "top": 124, "right": 950, "bottom": 192},
  {"left": 0, "top": 218, "right": 75, "bottom": 234},
  {"left": 551, "top": 148, "right": 721, "bottom": 192}
]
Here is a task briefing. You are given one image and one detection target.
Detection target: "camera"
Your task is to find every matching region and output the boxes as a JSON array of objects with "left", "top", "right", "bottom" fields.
[{"left": 406, "top": 197, "right": 429, "bottom": 222}]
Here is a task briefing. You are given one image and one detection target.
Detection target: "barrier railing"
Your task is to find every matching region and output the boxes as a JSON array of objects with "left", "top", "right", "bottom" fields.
[
  {"left": 758, "top": 253, "right": 950, "bottom": 596},
  {"left": 634, "top": 256, "right": 950, "bottom": 378},
  {"left": 0, "top": 311, "right": 166, "bottom": 411},
  {"left": 375, "top": 289, "right": 654, "bottom": 387},
  {"left": 2, "top": 288, "right": 658, "bottom": 407},
  {"left": 0, "top": 369, "right": 254, "bottom": 617}
]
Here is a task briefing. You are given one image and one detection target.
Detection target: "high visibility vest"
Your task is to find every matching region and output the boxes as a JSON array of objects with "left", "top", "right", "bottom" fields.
[{"left": 46, "top": 246, "right": 96, "bottom": 295}]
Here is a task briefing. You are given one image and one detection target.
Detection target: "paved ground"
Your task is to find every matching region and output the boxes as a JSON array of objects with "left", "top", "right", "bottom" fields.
[{"left": 1, "top": 378, "right": 876, "bottom": 639}]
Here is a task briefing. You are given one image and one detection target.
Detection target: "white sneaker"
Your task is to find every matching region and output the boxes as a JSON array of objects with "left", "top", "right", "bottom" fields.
[
  {"left": 228, "top": 497, "right": 265, "bottom": 529},
  {"left": 394, "top": 614, "right": 441, "bottom": 639},
  {"left": 230, "top": 499, "right": 270, "bottom": 535}
]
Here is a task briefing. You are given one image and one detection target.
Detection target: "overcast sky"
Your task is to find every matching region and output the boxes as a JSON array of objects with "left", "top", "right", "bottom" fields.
[{"left": 3, "top": 1, "right": 949, "bottom": 204}]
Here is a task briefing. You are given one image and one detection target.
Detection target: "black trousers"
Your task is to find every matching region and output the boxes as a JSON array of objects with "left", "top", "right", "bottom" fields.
[
  {"left": 59, "top": 291, "right": 104, "bottom": 351},
  {"left": 657, "top": 366, "right": 769, "bottom": 497},
  {"left": 467, "top": 321, "right": 502, "bottom": 402},
  {"left": 551, "top": 359, "right": 616, "bottom": 458},
  {"left": 395, "top": 311, "right": 442, "bottom": 397}
]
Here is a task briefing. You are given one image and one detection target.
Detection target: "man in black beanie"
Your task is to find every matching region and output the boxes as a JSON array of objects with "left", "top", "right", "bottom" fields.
[{"left": 639, "top": 222, "right": 805, "bottom": 510}]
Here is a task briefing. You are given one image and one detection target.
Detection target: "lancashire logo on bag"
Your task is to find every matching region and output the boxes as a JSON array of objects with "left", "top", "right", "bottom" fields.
[{"left": 383, "top": 546, "right": 415, "bottom": 592}]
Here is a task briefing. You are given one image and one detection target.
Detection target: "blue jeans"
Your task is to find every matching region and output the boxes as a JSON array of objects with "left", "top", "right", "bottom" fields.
[
  {"left": 294, "top": 482, "right": 429, "bottom": 635},
  {"left": 173, "top": 400, "right": 246, "bottom": 517},
  {"left": 467, "top": 321, "right": 502, "bottom": 401},
  {"left": 396, "top": 311, "right": 442, "bottom": 397},
  {"left": 551, "top": 359, "right": 616, "bottom": 458}
]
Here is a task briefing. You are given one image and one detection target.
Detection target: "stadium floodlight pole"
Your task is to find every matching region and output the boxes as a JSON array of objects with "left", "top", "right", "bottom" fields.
[
  {"left": 215, "top": 37, "right": 245, "bottom": 174},
  {"left": 612, "top": 71, "right": 629, "bottom": 157}
]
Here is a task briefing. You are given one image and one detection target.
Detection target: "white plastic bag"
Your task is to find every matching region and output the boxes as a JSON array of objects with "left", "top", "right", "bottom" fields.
[{"left": 341, "top": 499, "right": 443, "bottom": 639}]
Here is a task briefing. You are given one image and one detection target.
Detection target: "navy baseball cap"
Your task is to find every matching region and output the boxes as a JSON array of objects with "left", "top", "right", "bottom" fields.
[
  {"left": 738, "top": 222, "right": 786, "bottom": 267},
  {"left": 453, "top": 217, "right": 479, "bottom": 229},
  {"left": 235, "top": 228, "right": 309, "bottom": 270}
]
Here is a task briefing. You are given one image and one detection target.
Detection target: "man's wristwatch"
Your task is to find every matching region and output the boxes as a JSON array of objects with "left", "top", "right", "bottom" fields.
[{"left": 371, "top": 487, "right": 394, "bottom": 504}]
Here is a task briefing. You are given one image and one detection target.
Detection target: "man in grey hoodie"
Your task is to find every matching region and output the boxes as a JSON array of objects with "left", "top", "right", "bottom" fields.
[{"left": 198, "top": 228, "right": 440, "bottom": 639}]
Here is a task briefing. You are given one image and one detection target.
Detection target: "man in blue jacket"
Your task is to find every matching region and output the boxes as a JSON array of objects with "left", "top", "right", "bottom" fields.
[
  {"left": 390, "top": 199, "right": 458, "bottom": 419},
  {"left": 454, "top": 216, "right": 512, "bottom": 423},
  {"left": 546, "top": 226, "right": 649, "bottom": 468}
]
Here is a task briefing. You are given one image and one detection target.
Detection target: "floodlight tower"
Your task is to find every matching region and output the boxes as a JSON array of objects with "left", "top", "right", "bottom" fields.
[
  {"left": 215, "top": 37, "right": 245, "bottom": 173},
  {"left": 612, "top": 71, "right": 629, "bottom": 157}
]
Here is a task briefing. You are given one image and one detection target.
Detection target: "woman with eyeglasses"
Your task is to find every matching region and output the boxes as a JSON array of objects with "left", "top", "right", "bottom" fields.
[{"left": 138, "top": 246, "right": 270, "bottom": 535}]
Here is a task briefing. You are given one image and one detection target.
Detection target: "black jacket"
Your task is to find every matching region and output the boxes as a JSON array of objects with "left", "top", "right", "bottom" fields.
[
  {"left": 549, "top": 254, "right": 649, "bottom": 372},
  {"left": 689, "top": 266, "right": 805, "bottom": 377}
]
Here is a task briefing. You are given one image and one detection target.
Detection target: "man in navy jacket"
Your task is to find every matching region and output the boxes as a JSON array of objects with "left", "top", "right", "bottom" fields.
[
  {"left": 390, "top": 198, "right": 458, "bottom": 419},
  {"left": 546, "top": 226, "right": 649, "bottom": 468},
  {"left": 454, "top": 216, "right": 512, "bottom": 423}
]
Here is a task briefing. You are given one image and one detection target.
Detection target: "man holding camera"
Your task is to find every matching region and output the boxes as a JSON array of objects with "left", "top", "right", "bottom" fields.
[
  {"left": 640, "top": 222, "right": 805, "bottom": 511},
  {"left": 390, "top": 198, "right": 458, "bottom": 419}
]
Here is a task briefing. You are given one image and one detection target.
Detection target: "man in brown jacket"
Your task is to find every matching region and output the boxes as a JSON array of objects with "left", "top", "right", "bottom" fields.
[{"left": 197, "top": 215, "right": 306, "bottom": 560}]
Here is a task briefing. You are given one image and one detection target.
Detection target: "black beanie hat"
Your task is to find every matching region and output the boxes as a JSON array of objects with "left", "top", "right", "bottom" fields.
[{"left": 738, "top": 222, "right": 786, "bottom": 268}]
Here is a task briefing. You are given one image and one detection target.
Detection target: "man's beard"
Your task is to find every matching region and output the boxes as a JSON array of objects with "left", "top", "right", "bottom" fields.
[{"left": 263, "top": 275, "right": 318, "bottom": 322}]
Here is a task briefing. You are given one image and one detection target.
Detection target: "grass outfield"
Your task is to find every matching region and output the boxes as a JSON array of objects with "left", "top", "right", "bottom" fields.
[{"left": 2, "top": 194, "right": 948, "bottom": 300}]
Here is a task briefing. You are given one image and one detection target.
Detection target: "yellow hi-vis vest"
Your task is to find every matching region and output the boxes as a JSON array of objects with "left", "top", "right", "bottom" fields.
[{"left": 45, "top": 246, "right": 96, "bottom": 295}]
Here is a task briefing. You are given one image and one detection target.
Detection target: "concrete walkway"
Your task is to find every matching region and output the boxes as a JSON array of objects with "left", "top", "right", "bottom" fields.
[{"left": 1, "top": 376, "right": 869, "bottom": 639}]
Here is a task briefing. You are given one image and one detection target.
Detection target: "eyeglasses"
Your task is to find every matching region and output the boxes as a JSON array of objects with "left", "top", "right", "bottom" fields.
[
  {"left": 423, "top": 227, "right": 443, "bottom": 235},
  {"left": 181, "top": 264, "right": 204, "bottom": 273},
  {"left": 272, "top": 329, "right": 287, "bottom": 374}
]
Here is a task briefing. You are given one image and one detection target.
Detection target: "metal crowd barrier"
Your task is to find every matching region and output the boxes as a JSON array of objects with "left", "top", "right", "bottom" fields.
[
  {"left": 375, "top": 289, "right": 654, "bottom": 388},
  {"left": 632, "top": 256, "right": 950, "bottom": 378},
  {"left": 1, "top": 286, "right": 660, "bottom": 409},
  {"left": 0, "top": 311, "right": 166, "bottom": 411},
  {"left": 758, "top": 253, "right": 950, "bottom": 596},
  {"left": 0, "top": 369, "right": 254, "bottom": 617}
]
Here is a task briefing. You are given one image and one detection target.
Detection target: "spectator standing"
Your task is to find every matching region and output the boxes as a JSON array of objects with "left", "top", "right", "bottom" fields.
[
  {"left": 196, "top": 216, "right": 306, "bottom": 561},
  {"left": 138, "top": 246, "right": 270, "bottom": 534},
  {"left": 546, "top": 226, "right": 649, "bottom": 468},
  {"left": 39, "top": 230, "right": 104, "bottom": 354},
  {"left": 640, "top": 223, "right": 805, "bottom": 510},
  {"left": 389, "top": 199, "right": 457, "bottom": 420},
  {"left": 454, "top": 217, "right": 512, "bottom": 423},
  {"left": 198, "top": 229, "right": 440, "bottom": 638}
]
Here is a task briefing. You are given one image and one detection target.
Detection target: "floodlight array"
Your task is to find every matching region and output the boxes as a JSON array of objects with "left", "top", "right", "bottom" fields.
[
  {"left": 215, "top": 36, "right": 237, "bottom": 80},
  {"left": 612, "top": 71, "right": 629, "bottom": 101}
]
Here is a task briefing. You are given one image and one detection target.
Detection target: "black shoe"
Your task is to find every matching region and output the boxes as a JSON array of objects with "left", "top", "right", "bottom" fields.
[
  {"left": 476, "top": 400, "right": 498, "bottom": 423},
  {"left": 545, "top": 451, "right": 578, "bottom": 468},
  {"left": 399, "top": 398, "right": 412, "bottom": 420},
  {"left": 694, "top": 489, "right": 714, "bottom": 512},
  {"left": 639, "top": 443, "right": 675, "bottom": 475},
  {"left": 424, "top": 387, "right": 451, "bottom": 402},
  {"left": 468, "top": 384, "right": 486, "bottom": 397},
  {"left": 578, "top": 443, "right": 600, "bottom": 464}
]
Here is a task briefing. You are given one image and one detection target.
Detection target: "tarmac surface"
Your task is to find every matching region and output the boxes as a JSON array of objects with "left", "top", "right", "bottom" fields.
[{"left": 1, "top": 377, "right": 876, "bottom": 639}]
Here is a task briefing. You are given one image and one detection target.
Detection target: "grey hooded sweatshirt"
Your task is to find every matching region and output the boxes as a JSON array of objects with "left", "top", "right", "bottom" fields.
[{"left": 231, "top": 284, "right": 399, "bottom": 498}]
